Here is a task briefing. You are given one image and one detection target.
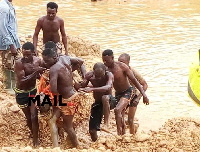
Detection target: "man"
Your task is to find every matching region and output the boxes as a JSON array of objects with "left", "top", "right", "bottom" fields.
[
  {"left": 33, "top": 2, "right": 68, "bottom": 55},
  {"left": 77, "top": 62, "right": 114, "bottom": 141},
  {"left": 102, "top": 49, "right": 149, "bottom": 135},
  {"left": 42, "top": 47, "right": 81, "bottom": 148},
  {"left": 0, "top": 0, "right": 21, "bottom": 93},
  {"left": 14, "top": 42, "right": 46, "bottom": 147},
  {"left": 118, "top": 53, "right": 148, "bottom": 134}
]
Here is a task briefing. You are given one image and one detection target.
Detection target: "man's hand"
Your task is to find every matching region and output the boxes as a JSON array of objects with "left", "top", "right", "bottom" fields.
[
  {"left": 78, "top": 87, "right": 93, "bottom": 93},
  {"left": 143, "top": 96, "right": 149, "bottom": 105},
  {"left": 34, "top": 67, "right": 46, "bottom": 74}
]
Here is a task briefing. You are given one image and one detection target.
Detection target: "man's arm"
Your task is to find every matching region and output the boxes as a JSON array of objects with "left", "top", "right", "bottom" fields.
[
  {"left": 80, "top": 72, "right": 114, "bottom": 93},
  {"left": 132, "top": 69, "right": 148, "bottom": 99},
  {"left": 14, "top": 60, "right": 44, "bottom": 84},
  {"left": 122, "top": 63, "right": 146, "bottom": 97},
  {"left": 60, "top": 19, "right": 68, "bottom": 55},
  {"left": 49, "top": 66, "right": 58, "bottom": 94},
  {"left": 91, "top": 72, "right": 114, "bottom": 92},
  {"left": 70, "top": 57, "right": 86, "bottom": 79},
  {"left": 33, "top": 18, "right": 42, "bottom": 56}
]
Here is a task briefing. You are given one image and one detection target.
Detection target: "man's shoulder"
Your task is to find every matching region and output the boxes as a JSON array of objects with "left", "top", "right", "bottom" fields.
[{"left": 37, "top": 16, "right": 46, "bottom": 23}]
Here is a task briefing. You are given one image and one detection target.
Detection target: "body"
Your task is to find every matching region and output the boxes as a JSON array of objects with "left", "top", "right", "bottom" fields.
[
  {"left": 118, "top": 53, "right": 148, "bottom": 134},
  {"left": 102, "top": 49, "right": 149, "bottom": 135},
  {"left": 42, "top": 47, "right": 81, "bottom": 148},
  {"left": 0, "top": 0, "right": 21, "bottom": 93},
  {"left": 78, "top": 63, "right": 114, "bottom": 141},
  {"left": 33, "top": 2, "right": 68, "bottom": 55},
  {"left": 14, "top": 42, "right": 45, "bottom": 147}
]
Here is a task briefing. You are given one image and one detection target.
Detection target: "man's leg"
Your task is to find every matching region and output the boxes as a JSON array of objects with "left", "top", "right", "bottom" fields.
[
  {"left": 62, "top": 115, "right": 79, "bottom": 148},
  {"left": 122, "top": 109, "right": 126, "bottom": 135},
  {"left": 21, "top": 107, "right": 32, "bottom": 136},
  {"left": 30, "top": 100, "right": 39, "bottom": 147},
  {"left": 89, "top": 102, "right": 102, "bottom": 141},
  {"left": 114, "top": 98, "right": 130, "bottom": 135},
  {"left": 102, "top": 95, "right": 110, "bottom": 127},
  {"left": 128, "top": 106, "right": 137, "bottom": 134},
  {"left": 49, "top": 107, "right": 61, "bottom": 147}
]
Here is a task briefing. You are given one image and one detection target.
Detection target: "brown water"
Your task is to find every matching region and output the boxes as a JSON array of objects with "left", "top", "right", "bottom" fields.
[{"left": 14, "top": 0, "right": 200, "bottom": 131}]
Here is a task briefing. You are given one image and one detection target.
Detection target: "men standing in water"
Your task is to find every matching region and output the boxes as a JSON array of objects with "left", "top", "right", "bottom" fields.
[
  {"left": 77, "top": 62, "right": 114, "bottom": 141},
  {"left": 33, "top": 2, "right": 68, "bottom": 55},
  {"left": 0, "top": 0, "right": 21, "bottom": 93},
  {"left": 42, "top": 47, "right": 80, "bottom": 148},
  {"left": 102, "top": 49, "right": 149, "bottom": 135},
  {"left": 118, "top": 53, "right": 148, "bottom": 134},
  {"left": 14, "top": 42, "right": 45, "bottom": 147}
]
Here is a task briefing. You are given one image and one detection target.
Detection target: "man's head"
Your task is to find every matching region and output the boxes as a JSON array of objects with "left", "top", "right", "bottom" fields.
[
  {"left": 118, "top": 53, "right": 130, "bottom": 66},
  {"left": 102, "top": 49, "right": 114, "bottom": 68},
  {"left": 44, "top": 41, "right": 57, "bottom": 53},
  {"left": 93, "top": 62, "right": 106, "bottom": 79},
  {"left": 47, "top": 2, "right": 58, "bottom": 20},
  {"left": 22, "top": 42, "right": 35, "bottom": 63},
  {"left": 42, "top": 47, "right": 57, "bottom": 68}
]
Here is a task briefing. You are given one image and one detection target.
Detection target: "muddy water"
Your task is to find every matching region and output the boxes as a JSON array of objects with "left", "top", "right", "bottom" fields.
[{"left": 14, "top": 0, "right": 200, "bottom": 131}]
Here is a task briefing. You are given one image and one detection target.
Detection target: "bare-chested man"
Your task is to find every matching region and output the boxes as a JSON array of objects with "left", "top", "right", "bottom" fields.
[
  {"left": 118, "top": 53, "right": 148, "bottom": 134},
  {"left": 77, "top": 62, "right": 114, "bottom": 141},
  {"left": 42, "top": 47, "right": 81, "bottom": 148},
  {"left": 33, "top": 2, "right": 68, "bottom": 55},
  {"left": 14, "top": 42, "right": 46, "bottom": 147},
  {"left": 102, "top": 49, "right": 149, "bottom": 135}
]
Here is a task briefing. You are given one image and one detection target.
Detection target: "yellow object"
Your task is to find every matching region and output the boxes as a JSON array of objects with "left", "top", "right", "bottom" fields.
[{"left": 188, "top": 50, "right": 200, "bottom": 106}]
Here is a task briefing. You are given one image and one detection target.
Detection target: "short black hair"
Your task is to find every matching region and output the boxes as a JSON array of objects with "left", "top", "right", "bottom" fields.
[
  {"left": 102, "top": 49, "right": 113, "bottom": 56},
  {"left": 119, "top": 53, "right": 130, "bottom": 61},
  {"left": 22, "top": 42, "right": 34, "bottom": 52},
  {"left": 47, "top": 2, "right": 58, "bottom": 10},
  {"left": 44, "top": 41, "right": 57, "bottom": 52},
  {"left": 42, "top": 48, "right": 57, "bottom": 57},
  {"left": 93, "top": 62, "right": 106, "bottom": 71}
]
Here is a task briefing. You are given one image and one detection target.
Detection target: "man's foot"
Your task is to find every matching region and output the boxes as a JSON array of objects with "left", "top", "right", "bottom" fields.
[
  {"left": 134, "top": 123, "right": 139, "bottom": 134},
  {"left": 33, "top": 139, "right": 40, "bottom": 148}
]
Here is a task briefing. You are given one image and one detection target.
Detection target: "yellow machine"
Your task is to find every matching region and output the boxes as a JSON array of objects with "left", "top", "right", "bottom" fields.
[{"left": 188, "top": 49, "right": 200, "bottom": 106}]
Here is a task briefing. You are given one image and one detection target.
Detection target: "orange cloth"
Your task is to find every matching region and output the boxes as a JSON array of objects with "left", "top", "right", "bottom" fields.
[
  {"left": 58, "top": 92, "right": 79, "bottom": 116},
  {"left": 38, "top": 74, "right": 54, "bottom": 104}
]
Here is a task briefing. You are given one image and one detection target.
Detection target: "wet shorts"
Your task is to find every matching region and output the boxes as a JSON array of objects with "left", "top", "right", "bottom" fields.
[
  {"left": 15, "top": 88, "right": 37, "bottom": 108},
  {"left": 89, "top": 101, "right": 103, "bottom": 131},
  {"left": 58, "top": 92, "right": 79, "bottom": 116},
  {"left": 129, "top": 95, "right": 139, "bottom": 107},
  {"left": 109, "top": 86, "right": 136, "bottom": 109}
]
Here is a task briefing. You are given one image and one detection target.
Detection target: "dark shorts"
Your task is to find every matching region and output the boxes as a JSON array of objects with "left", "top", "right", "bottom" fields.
[
  {"left": 109, "top": 86, "right": 136, "bottom": 109},
  {"left": 15, "top": 89, "right": 37, "bottom": 108},
  {"left": 89, "top": 101, "right": 103, "bottom": 131}
]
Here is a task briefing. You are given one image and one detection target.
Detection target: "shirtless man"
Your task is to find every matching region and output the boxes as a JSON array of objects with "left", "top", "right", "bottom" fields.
[
  {"left": 77, "top": 62, "right": 113, "bottom": 141},
  {"left": 102, "top": 49, "right": 149, "bottom": 135},
  {"left": 42, "top": 47, "right": 80, "bottom": 148},
  {"left": 118, "top": 53, "right": 148, "bottom": 134},
  {"left": 33, "top": 2, "right": 68, "bottom": 55},
  {"left": 14, "top": 42, "right": 46, "bottom": 147}
]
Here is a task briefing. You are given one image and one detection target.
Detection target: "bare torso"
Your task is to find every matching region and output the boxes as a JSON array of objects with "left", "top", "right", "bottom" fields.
[
  {"left": 87, "top": 71, "right": 112, "bottom": 101},
  {"left": 50, "top": 59, "right": 75, "bottom": 99},
  {"left": 108, "top": 62, "right": 131, "bottom": 93},
  {"left": 40, "top": 16, "right": 61, "bottom": 44},
  {"left": 15, "top": 56, "right": 41, "bottom": 90}
]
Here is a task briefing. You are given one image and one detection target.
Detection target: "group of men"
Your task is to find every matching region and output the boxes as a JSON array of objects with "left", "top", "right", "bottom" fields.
[{"left": 0, "top": 0, "right": 149, "bottom": 149}]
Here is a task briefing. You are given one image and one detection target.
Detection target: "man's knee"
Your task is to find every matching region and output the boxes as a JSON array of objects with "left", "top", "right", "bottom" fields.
[
  {"left": 114, "top": 108, "right": 121, "bottom": 115},
  {"left": 128, "top": 118, "right": 133, "bottom": 126},
  {"left": 102, "top": 95, "right": 109, "bottom": 104}
]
